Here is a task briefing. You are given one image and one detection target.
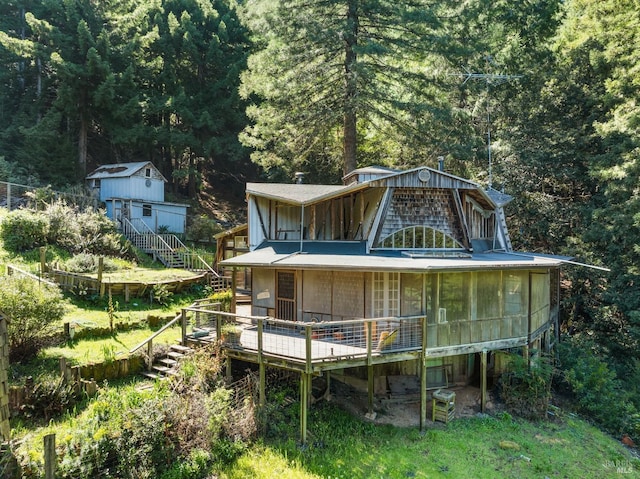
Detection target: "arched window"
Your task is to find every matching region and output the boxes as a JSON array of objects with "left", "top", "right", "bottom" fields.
[{"left": 378, "top": 226, "right": 463, "bottom": 250}]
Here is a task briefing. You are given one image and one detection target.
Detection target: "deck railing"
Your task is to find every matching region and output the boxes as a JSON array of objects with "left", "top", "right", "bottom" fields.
[{"left": 180, "top": 305, "right": 535, "bottom": 368}]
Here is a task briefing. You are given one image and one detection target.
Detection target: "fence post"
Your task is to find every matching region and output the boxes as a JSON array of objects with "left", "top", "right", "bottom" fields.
[
  {"left": 44, "top": 433, "right": 56, "bottom": 479},
  {"left": 40, "top": 247, "right": 47, "bottom": 275},
  {"left": 6, "top": 183, "right": 10, "bottom": 211}
]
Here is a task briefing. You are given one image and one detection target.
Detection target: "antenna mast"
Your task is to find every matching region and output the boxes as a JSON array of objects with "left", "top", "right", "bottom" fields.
[{"left": 452, "top": 60, "right": 522, "bottom": 189}]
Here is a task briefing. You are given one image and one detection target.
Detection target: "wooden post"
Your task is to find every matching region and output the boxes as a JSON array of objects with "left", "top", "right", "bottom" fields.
[
  {"left": 146, "top": 341, "right": 153, "bottom": 371},
  {"left": 367, "top": 365, "right": 374, "bottom": 416},
  {"left": 181, "top": 308, "right": 188, "bottom": 345},
  {"left": 420, "top": 316, "right": 428, "bottom": 430},
  {"left": 97, "top": 257, "right": 104, "bottom": 285},
  {"left": 6, "top": 183, "right": 11, "bottom": 211},
  {"left": 39, "top": 247, "right": 46, "bottom": 275},
  {"left": 231, "top": 267, "right": 237, "bottom": 314},
  {"left": 480, "top": 350, "right": 487, "bottom": 413},
  {"left": 0, "top": 316, "right": 10, "bottom": 442},
  {"left": 300, "top": 373, "right": 309, "bottom": 444},
  {"left": 44, "top": 433, "right": 56, "bottom": 479},
  {"left": 258, "top": 319, "right": 265, "bottom": 407}
]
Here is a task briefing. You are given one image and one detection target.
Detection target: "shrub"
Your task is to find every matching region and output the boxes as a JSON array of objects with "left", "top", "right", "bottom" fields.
[
  {"left": 64, "top": 253, "right": 121, "bottom": 273},
  {"left": 187, "top": 215, "right": 222, "bottom": 244},
  {"left": 20, "top": 375, "right": 79, "bottom": 421},
  {"left": 76, "top": 208, "right": 131, "bottom": 257},
  {"left": 558, "top": 339, "right": 638, "bottom": 437},
  {"left": 0, "top": 275, "right": 66, "bottom": 362},
  {"left": 151, "top": 283, "right": 173, "bottom": 306},
  {"left": 499, "top": 352, "right": 553, "bottom": 420},
  {"left": 0, "top": 209, "right": 49, "bottom": 251},
  {"left": 207, "top": 289, "right": 233, "bottom": 313},
  {"left": 44, "top": 200, "right": 80, "bottom": 248}
]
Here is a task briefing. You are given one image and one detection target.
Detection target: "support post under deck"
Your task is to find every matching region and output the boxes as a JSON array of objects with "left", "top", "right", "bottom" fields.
[
  {"left": 481, "top": 349, "right": 487, "bottom": 413},
  {"left": 367, "top": 365, "right": 374, "bottom": 415},
  {"left": 420, "top": 317, "right": 428, "bottom": 430},
  {"left": 300, "top": 372, "right": 309, "bottom": 444}
]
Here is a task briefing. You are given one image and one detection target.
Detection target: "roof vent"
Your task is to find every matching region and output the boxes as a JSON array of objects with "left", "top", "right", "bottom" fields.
[{"left": 294, "top": 172, "right": 305, "bottom": 184}]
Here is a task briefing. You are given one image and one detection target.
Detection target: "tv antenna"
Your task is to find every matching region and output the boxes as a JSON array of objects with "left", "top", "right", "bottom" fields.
[{"left": 451, "top": 58, "right": 522, "bottom": 189}]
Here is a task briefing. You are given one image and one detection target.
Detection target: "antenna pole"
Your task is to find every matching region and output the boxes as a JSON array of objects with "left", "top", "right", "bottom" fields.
[{"left": 451, "top": 65, "right": 522, "bottom": 189}]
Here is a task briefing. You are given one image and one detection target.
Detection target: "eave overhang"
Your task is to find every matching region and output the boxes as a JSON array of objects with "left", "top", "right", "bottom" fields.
[{"left": 220, "top": 241, "right": 568, "bottom": 273}]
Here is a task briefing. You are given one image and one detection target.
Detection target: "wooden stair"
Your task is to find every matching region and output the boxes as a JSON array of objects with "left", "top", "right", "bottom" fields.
[{"left": 141, "top": 344, "right": 194, "bottom": 381}]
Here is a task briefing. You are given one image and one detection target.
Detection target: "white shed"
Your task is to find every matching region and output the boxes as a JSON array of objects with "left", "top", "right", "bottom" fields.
[{"left": 86, "top": 161, "right": 188, "bottom": 234}]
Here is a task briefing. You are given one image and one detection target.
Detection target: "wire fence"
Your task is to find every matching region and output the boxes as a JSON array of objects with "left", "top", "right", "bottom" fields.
[
  {"left": 0, "top": 181, "right": 99, "bottom": 211},
  {"left": 182, "top": 306, "right": 426, "bottom": 364}
]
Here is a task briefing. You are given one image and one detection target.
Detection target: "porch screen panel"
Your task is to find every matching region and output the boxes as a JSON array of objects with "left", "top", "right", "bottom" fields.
[
  {"left": 439, "top": 273, "right": 470, "bottom": 322},
  {"left": 530, "top": 272, "right": 550, "bottom": 333},
  {"left": 504, "top": 271, "right": 528, "bottom": 337},
  {"left": 333, "top": 271, "right": 364, "bottom": 319},
  {"left": 253, "top": 269, "right": 274, "bottom": 308},
  {"left": 303, "top": 270, "right": 332, "bottom": 315},
  {"left": 476, "top": 272, "right": 501, "bottom": 320},
  {"left": 401, "top": 273, "right": 424, "bottom": 316}
]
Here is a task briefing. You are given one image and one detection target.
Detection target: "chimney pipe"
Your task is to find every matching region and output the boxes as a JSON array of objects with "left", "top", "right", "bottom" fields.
[
  {"left": 438, "top": 156, "right": 445, "bottom": 171},
  {"left": 294, "top": 172, "right": 305, "bottom": 184}
]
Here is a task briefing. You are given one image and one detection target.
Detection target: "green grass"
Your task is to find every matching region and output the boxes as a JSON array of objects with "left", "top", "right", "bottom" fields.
[
  {"left": 42, "top": 326, "right": 183, "bottom": 364},
  {"left": 218, "top": 403, "right": 639, "bottom": 479}
]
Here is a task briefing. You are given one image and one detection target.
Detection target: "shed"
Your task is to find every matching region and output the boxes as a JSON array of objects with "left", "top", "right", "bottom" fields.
[{"left": 86, "top": 161, "right": 188, "bottom": 234}]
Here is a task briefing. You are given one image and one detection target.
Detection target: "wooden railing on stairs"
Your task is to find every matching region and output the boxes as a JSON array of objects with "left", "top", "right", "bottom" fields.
[
  {"left": 129, "top": 299, "right": 222, "bottom": 371},
  {"left": 121, "top": 217, "right": 219, "bottom": 275}
]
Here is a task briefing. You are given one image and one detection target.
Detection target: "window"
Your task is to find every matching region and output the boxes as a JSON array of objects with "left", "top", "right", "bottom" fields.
[
  {"left": 378, "top": 226, "right": 463, "bottom": 250},
  {"left": 145, "top": 168, "right": 152, "bottom": 177},
  {"left": 93, "top": 179, "right": 101, "bottom": 188},
  {"left": 373, "top": 272, "right": 399, "bottom": 317},
  {"left": 142, "top": 204, "right": 152, "bottom": 217}
]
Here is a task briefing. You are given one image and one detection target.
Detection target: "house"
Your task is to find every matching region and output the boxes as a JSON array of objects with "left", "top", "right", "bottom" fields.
[
  {"left": 215, "top": 165, "right": 566, "bottom": 440},
  {"left": 86, "top": 161, "right": 188, "bottom": 234}
]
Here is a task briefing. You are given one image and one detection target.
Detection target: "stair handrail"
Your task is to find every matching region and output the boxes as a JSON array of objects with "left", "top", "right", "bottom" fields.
[
  {"left": 129, "top": 310, "right": 184, "bottom": 355},
  {"left": 122, "top": 217, "right": 182, "bottom": 267},
  {"left": 122, "top": 217, "right": 217, "bottom": 274}
]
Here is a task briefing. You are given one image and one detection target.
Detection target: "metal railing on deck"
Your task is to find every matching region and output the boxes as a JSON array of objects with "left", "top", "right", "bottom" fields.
[
  {"left": 181, "top": 306, "right": 426, "bottom": 366},
  {"left": 181, "top": 306, "right": 537, "bottom": 368}
]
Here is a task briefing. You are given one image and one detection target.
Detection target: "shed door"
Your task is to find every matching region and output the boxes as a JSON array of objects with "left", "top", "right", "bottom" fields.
[{"left": 276, "top": 271, "right": 296, "bottom": 320}]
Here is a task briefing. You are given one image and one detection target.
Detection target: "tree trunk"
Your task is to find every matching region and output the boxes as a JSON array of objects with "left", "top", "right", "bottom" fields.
[
  {"left": 78, "top": 102, "right": 88, "bottom": 179},
  {"left": 342, "top": 0, "right": 358, "bottom": 175}
]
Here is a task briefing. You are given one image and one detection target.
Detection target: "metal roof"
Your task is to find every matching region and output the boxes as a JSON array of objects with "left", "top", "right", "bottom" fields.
[
  {"left": 220, "top": 241, "right": 568, "bottom": 272},
  {"left": 86, "top": 161, "right": 167, "bottom": 182}
]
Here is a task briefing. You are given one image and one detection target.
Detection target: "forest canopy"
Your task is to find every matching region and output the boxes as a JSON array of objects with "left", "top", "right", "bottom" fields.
[{"left": 1, "top": 0, "right": 640, "bottom": 431}]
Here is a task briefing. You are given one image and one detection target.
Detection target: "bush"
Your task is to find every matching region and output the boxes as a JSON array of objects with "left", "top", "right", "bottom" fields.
[
  {"left": 187, "top": 215, "right": 222, "bottom": 244},
  {"left": 44, "top": 200, "right": 80, "bottom": 248},
  {"left": 499, "top": 352, "right": 553, "bottom": 420},
  {"left": 0, "top": 275, "right": 66, "bottom": 362},
  {"left": 64, "top": 253, "right": 122, "bottom": 273},
  {"left": 207, "top": 289, "right": 233, "bottom": 313},
  {"left": 20, "top": 375, "right": 79, "bottom": 421},
  {"left": 0, "top": 209, "right": 49, "bottom": 251},
  {"left": 558, "top": 339, "right": 638, "bottom": 437}
]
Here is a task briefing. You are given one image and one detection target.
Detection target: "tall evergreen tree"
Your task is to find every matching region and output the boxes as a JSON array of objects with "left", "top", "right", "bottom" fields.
[{"left": 239, "top": 0, "right": 462, "bottom": 180}]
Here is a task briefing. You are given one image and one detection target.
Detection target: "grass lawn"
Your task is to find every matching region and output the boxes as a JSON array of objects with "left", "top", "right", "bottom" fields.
[
  {"left": 41, "top": 326, "right": 183, "bottom": 364},
  {"left": 220, "top": 403, "right": 639, "bottom": 479}
]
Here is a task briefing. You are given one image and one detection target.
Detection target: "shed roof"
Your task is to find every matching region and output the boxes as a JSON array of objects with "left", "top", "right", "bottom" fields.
[
  {"left": 86, "top": 161, "right": 167, "bottom": 182},
  {"left": 220, "top": 241, "right": 568, "bottom": 272}
]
